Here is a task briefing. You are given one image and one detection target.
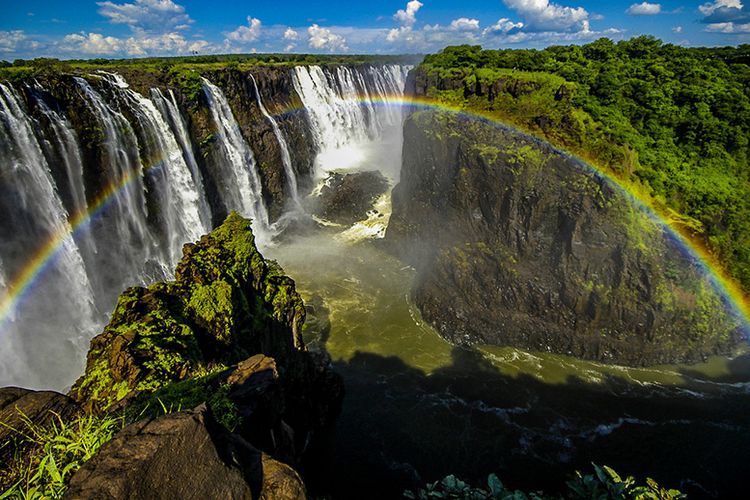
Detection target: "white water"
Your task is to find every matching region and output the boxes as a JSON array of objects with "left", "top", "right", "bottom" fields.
[
  {"left": 97, "top": 72, "right": 209, "bottom": 267},
  {"left": 248, "top": 73, "right": 301, "bottom": 208},
  {"left": 75, "top": 76, "right": 160, "bottom": 282},
  {"left": 0, "top": 83, "right": 99, "bottom": 389},
  {"left": 291, "top": 65, "right": 410, "bottom": 181},
  {"left": 151, "top": 88, "right": 212, "bottom": 227},
  {"left": 202, "top": 77, "right": 271, "bottom": 241}
]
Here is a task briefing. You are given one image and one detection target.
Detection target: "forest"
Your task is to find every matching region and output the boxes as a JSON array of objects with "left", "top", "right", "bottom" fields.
[{"left": 421, "top": 37, "right": 750, "bottom": 292}]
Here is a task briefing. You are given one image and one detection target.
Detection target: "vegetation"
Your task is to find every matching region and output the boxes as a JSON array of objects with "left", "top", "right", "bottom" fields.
[
  {"left": 403, "top": 465, "right": 684, "bottom": 499},
  {"left": 419, "top": 39, "right": 750, "bottom": 292},
  {"left": 0, "top": 410, "right": 123, "bottom": 499}
]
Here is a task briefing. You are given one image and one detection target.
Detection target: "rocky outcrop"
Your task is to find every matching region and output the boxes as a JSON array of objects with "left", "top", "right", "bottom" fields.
[
  {"left": 387, "top": 111, "right": 742, "bottom": 365},
  {"left": 64, "top": 404, "right": 306, "bottom": 500},
  {"left": 57, "top": 212, "right": 342, "bottom": 494},
  {"left": 312, "top": 171, "right": 389, "bottom": 225}
]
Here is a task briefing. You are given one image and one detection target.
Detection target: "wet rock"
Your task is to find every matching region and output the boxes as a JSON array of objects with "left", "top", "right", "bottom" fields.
[
  {"left": 64, "top": 404, "right": 306, "bottom": 500},
  {"left": 312, "top": 171, "right": 389, "bottom": 225},
  {"left": 387, "top": 110, "right": 742, "bottom": 366}
]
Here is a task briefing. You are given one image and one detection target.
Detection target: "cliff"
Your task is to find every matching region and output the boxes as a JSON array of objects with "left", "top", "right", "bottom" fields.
[{"left": 387, "top": 110, "right": 743, "bottom": 365}]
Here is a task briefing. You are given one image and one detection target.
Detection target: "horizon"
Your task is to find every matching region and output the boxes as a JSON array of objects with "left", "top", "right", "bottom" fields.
[{"left": 2, "top": 1, "right": 750, "bottom": 60}]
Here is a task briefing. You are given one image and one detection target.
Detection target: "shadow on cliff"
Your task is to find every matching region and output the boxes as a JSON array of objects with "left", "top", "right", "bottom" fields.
[{"left": 321, "top": 346, "right": 750, "bottom": 500}]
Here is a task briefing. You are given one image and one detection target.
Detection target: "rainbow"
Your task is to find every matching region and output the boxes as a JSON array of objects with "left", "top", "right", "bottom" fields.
[{"left": 1, "top": 92, "right": 749, "bottom": 342}]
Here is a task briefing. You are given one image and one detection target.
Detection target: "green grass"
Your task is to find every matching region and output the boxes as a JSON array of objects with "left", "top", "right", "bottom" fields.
[{"left": 0, "top": 410, "right": 123, "bottom": 499}]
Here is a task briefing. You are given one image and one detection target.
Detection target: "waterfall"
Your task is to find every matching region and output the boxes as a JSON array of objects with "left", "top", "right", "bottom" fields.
[
  {"left": 31, "top": 89, "right": 98, "bottom": 265},
  {"left": 97, "top": 72, "right": 209, "bottom": 266},
  {"left": 248, "top": 73, "right": 300, "bottom": 207},
  {"left": 291, "top": 65, "right": 411, "bottom": 180},
  {"left": 201, "top": 77, "right": 270, "bottom": 239},
  {"left": 0, "top": 83, "right": 99, "bottom": 389},
  {"left": 74, "top": 76, "right": 162, "bottom": 284},
  {"left": 151, "top": 88, "right": 212, "bottom": 227}
]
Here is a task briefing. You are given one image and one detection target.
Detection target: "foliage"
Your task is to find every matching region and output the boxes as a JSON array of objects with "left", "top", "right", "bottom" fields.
[
  {"left": 0, "top": 410, "right": 123, "bottom": 499},
  {"left": 403, "top": 465, "right": 685, "bottom": 500},
  {"left": 420, "top": 39, "right": 750, "bottom": 292}
]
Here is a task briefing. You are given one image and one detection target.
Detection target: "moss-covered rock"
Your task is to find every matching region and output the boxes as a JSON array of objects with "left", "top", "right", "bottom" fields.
[{"left": 70, "top": 212, "right": 305, "bottom": 412}]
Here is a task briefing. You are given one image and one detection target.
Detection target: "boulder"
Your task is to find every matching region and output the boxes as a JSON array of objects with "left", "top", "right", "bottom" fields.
[
  {"left": 312, "top": 171, "right": 389, "bottom": 225},
  {"left": 64, "top": 405, "right": 306, "bottom": 500}
]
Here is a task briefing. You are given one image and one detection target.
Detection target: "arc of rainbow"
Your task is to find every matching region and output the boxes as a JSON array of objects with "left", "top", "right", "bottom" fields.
[{"left": 1, "top": 91, "right": 749, "bottom": 341}]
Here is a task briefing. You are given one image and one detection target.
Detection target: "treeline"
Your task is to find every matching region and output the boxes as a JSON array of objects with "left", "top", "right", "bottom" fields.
[{"left": 421, "top": 38, "right": 750, "bottom": 292}]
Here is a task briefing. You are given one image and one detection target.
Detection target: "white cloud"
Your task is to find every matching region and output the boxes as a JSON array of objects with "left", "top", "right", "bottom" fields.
[
  {"left": 61, "top": 30, "right": 211, "bottom": 56},
  {"left": 699, "top": 0, "right": 742, "bottom": 16},
  {"left": 394, "top": 1, "right": 423, "bottom": 27},
  {"left": 284, "top": 43, "right": 296, "bottom": 52},
  {"left": 0, "top": 31, "right": 39, "bottom": 54},
  {"left": 62, "top": 32, "right": 122, "bottom": 54},
  {"left": 96, "top": 0, "right": 192, "bottom": 33},
  {"left": 283, "top": 28, "right": 299, "bottom": 40},
  {"left": 307, "top": 24, "right": 347, "bottom": 51},
  {"left": 626, "top": 2, "right": 661, "bottom": 15},
  {"left": 672, "top": 25, "right": 683, "bottom": 33},
  {"left": 705, "top": 21, "right": 750, "bottom": 32},
  {"left": 503, "top": 0, "right": 590, "bottom": 32},
  {"left": 225, "top": 17, "right": 262, "bottom": 43},
  {"left": 449, "top": 18, "right": 480, "bottom": 31},
  {"left": 483, "top": 18, "right": 524, "bottom": 35}
]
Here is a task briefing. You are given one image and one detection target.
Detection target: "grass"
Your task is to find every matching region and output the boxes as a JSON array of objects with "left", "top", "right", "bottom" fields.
[{"left": 0, "top": 409, "right": 123, "bottom": 499}]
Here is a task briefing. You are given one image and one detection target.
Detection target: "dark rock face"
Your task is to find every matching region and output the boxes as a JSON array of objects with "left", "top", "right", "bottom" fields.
[
  {"left": 387, "top": 111, "right": 742, "bottom": 365},
  {"left": 64, "top": 405, "right": 306, "bottom": 500},
  {"left": 312, "top": 171, "right": 389, "bottom": 225}
]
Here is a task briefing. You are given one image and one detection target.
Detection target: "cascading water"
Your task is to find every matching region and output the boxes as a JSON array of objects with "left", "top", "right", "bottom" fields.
[
  {"left": 291, "top": 65, "right": 410, "bottom": 180},
  {"left": 201, "top": 77, "right": 270, "bottom": 241},
  {"left": 30, "top": 87, "right": 98, "bottom": 266},
  {"left": 151, "top": 88, "right": 212, "bottom": 227},
  {"left": 97, "top": 72, "right": 209, "bottom": 266},
  {"left": 248, "top": 73, "right": 300, "bottom": 208},
  {"left": 75, "top": 76, "right": 163, "bottom": 287},
  {"left": 0, "top": 83, "right": 99, "bottom": 389}
]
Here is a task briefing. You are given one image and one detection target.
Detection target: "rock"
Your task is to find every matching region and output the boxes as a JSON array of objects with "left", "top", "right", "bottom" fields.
[
  {"left": 386, "top": 110, "right": 742, "bottom": 365},
  {"left": 0, "top": 387, "right": 80, "bottom": 490},
  {"left": 69, "top": 212, "right": 306, "bottom": 413},
  {"left": 64, "top": 405, "right": 306, "bottom": 500},
  {"left": 312, "top": 171, "right": 389, "bottom": 225}
]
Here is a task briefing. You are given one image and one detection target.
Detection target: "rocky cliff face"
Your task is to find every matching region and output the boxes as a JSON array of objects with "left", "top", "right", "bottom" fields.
[{"left": 387, "top": 111, "right": 742, "bottom": 365}]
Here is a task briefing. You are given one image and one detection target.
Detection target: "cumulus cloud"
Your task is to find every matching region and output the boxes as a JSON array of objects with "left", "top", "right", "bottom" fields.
[
  {"left": 225, "top": 17, "right": 262, "bottom": 43},
  {"left": 96, "top": 0, "right": 192, "bottom": 33},
  {"left": 626, "top": 2, "right": 661, "bottom": 15},
  {"left": 503, "top": 0, "right": 590, "bottom": 32},
  {"left": 61, "top": 30, "right": 210, "bottom": 56},
  {"left": 394, "top": 1, "right": 423, "bottom": 27},
  {"left": 449, "top": 18, "right": 480, "bottom": 31},
  {"left": 699, "top": 1, "right": 750, "bottom": 33},
  {"left": 307, "top": 24, "right": 347, "bottom": 51},
  {"left": 283, "top": 28, "right": 299, "bottom": 40},
  {"left": 0, "top": 30, "right": 40, "bottom": 54},
  {"left": 699, "top": 0, "right": 742, "bottom": 16},
  {"left": 483, "top": 18, "right": 524, "bottom": 35},
  {"left": 672, "top": 25, "right": 683, "bottom": 33}
]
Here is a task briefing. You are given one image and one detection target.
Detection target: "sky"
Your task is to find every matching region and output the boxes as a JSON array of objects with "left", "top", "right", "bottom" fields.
[{"left": 1, "top": 1, "right": 750, "bottom": 59}]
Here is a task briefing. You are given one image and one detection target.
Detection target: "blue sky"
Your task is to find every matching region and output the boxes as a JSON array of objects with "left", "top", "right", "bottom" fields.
[{"left": 1, "top": 1, "right": 749, "bottom": 59}]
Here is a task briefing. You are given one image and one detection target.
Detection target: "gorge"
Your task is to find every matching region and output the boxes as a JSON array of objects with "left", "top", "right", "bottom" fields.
[{"left": 1, "top": 55, "right": 750, "bottom": 498}]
